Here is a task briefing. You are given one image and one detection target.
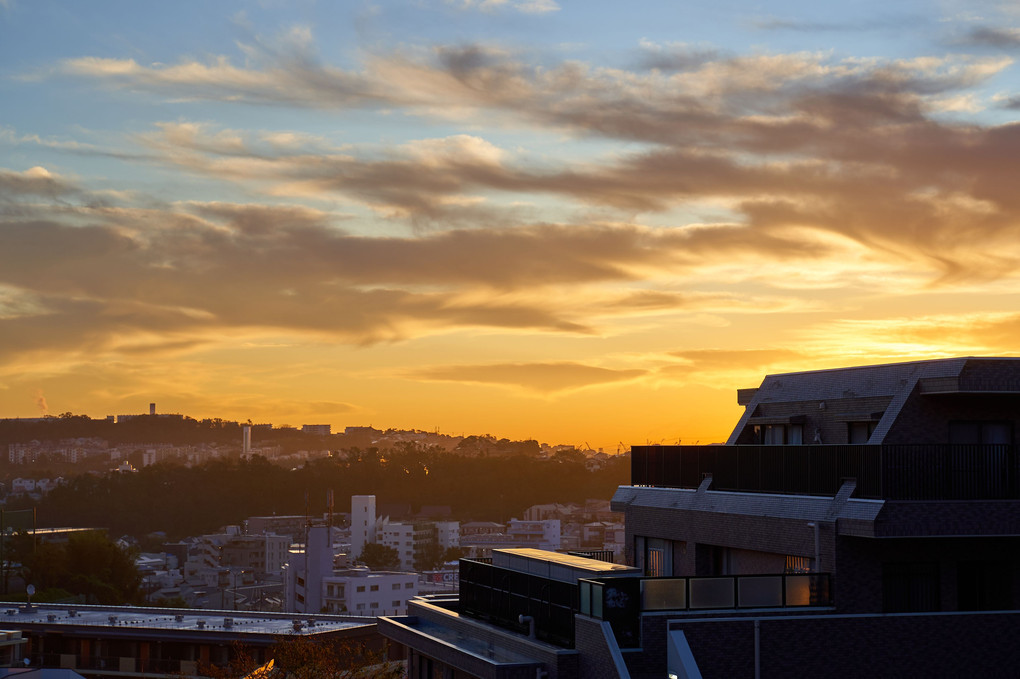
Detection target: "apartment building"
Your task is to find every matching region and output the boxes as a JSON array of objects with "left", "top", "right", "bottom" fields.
[{"left": 381, "top": 357, "right": 1020, "bottom": 678}]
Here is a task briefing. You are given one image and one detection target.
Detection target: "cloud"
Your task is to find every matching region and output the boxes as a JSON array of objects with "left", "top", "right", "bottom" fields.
[
  {"left": 957, "top": 26, "right": 1020, "bottom": 48},
  {"left": 407, "top": 361, "right": 645, "bottom": 393},
  {"left": 668, "top": 348, "right": 804, "bottom": 371},
  {"left": 446, "top": 0, "right": 559, "bottom": 14},
  {"left": 0, "top": 166, "right": 80, "bottom": 199},
  {"left": 751, "top": 15, "right": 918, "bottom": 33}
]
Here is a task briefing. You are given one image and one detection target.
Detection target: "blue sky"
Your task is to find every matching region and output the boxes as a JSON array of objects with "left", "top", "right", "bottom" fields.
[{"left": 3, "top": 0, "right": 1020, "bottom": 446}]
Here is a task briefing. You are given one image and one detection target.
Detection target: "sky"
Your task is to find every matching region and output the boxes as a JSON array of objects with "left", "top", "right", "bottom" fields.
[{"left": 3, "top": 1, "right": 1020, "bottom": 449}]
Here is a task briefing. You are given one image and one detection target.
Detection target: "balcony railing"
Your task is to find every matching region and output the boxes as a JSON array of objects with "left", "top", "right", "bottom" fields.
[
  {"left": 630, "top": 444, "right": 1020, "bottom": 500},
  {"left": 579, "top": 572, "right": 832, "bottom": 649}
]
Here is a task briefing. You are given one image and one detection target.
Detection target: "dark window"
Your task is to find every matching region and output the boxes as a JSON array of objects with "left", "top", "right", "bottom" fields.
[
  {"left": 949, "top": 421, "right": 1013, "bottom": 444},
  {"left": 848, "top": 421, "right": 877, "bottom": 444},
  {"left": 883, "top": 562, "right": 940, "bottom": 612},
  {"left": 958, "top": 561, "right": 1013, "bottom": 611}
]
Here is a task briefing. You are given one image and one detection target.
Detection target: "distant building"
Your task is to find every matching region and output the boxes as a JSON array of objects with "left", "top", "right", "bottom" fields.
[
  {"left": 301, "top": 424, "right": 331, "bottom": 436},
  {"left": 350, "top": 495, "right": 377, "bottom": 560},
  {"left": 5, "top": 603, "right": 391, "bottom": 678},
  {"left": 286, "top": 525, "right": 417, "bottom": 615},
  {"left": 245, "top": 515, "right": 309, "bottom": 542}
]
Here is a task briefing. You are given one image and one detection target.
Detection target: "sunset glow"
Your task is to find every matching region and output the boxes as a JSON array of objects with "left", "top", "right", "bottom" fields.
[{"left": 3, "top": 1, "right": 1020, "bottom": 448}]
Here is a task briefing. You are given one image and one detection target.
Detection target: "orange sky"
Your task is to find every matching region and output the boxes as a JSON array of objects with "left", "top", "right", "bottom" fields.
[{"left": 4, "top": 2, "right": 1020, "bottom": 449}]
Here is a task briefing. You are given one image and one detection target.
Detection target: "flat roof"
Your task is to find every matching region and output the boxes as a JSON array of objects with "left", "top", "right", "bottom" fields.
[
  {"left": 492, "top": 548, "right": 637, "bottom": 574},
  {"left": 1, "top": 603, "right": 374, "bottom": 638}
]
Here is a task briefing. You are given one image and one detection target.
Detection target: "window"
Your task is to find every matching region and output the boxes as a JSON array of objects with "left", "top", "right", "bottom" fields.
[
  {"left": 356, "top": 585, "right": 365, "bottom": 593},
  {"left": 405, "top": 582, "right": 414, "bottom": 589},
  {"left": 848, "top": 421, "right": 878, "bottom": 444},
  {"left": 392, "top": 583, "right": 401, "bottom": 590},
  {"left": 958, "top": 561, "right": 1012, "bottom": 611},
  {"left": 392, "top": 600, "right": 401, "bottom": 607},
  {"left": 949, "top": 421, "right": 1013, "bottom": 444},
  {"left": 356, "top": 603, "right": 364, "bottom": 610},
  {"left": 370, "top": 584, "right": 379, "bottom": 591},
  {"left": 370, "top": 602, "right": 378, "bottom": 608},
  {"left": 755, "top": 423, "right": 803, "bottom": 445},
  {"left": 785, "top": 555, "right": 812, "bottom": 573},
  {"left": 883, "top": 562, "right": 940, "bottom": 612}
]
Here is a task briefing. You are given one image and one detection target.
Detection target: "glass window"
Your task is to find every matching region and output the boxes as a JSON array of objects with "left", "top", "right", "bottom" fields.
[
  {"left": 370, "top": 585, "right": 379, "bottom": 591},
  {"left": 848, "top": 421, "right": 876, "bottom": 444},
  {"left": 356, "top": 586, "right": 365, "bottom": 592}
]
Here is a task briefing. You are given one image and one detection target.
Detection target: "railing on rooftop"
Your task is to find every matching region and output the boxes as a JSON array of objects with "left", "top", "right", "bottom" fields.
[
  {"left": 630, "top": 445, "right": 1020, "bottom": 500},
  {"left": 579, "top": 572, "right": 833, "bottom": 649}
]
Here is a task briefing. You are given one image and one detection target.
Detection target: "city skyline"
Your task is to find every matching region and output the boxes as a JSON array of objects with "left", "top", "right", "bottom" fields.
[{"left": 3, "top": 1, "right": 1020, "bottom": 449}]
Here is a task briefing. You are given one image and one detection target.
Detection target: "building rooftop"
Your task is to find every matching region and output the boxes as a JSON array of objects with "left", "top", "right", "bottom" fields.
[{"left": 1, "top": 603, "right": 374, "bottom": 638}]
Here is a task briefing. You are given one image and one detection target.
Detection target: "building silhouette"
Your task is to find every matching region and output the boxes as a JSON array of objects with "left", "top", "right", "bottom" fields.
[{"left": 381, "top": 357, "right": 1020, "bottom": 678}]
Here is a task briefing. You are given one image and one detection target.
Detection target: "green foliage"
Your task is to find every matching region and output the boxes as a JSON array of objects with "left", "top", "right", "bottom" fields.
[
  {"left": 358, "top": 542, "right": 400, "bottom": 571},
  {"left": 151, "top": 595, "right": 189, "bottom": 608},
  {"left": 21, "top": 441, "right": 629, "bottom": 539},
  {"left": 20, "top": 531, "right": 142, "bottom": 605},
  {"left": 412, "top": 541, "right": 444, "bottom": 572}
]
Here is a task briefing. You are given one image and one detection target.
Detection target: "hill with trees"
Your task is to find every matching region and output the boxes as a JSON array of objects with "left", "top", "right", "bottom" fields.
[{"left": 10, "top": 444, "right": 628, "bottom": 539}]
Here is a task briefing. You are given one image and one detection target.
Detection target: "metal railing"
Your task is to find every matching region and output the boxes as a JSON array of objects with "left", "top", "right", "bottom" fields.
[
  {"left": 630, "top": 445, "right": 1020, "bottom": 500},
  {"left": 579, "top": 572, "right": 832, "bottom": 649}
]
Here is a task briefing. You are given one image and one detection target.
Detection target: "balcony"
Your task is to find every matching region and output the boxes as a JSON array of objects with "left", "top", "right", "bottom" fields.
[{"left": 630, "top": 444, "right": 1020, "bottom": 500}]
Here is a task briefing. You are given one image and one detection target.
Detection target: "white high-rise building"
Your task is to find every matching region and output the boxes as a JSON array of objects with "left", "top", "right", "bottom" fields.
[{"left": 351, "top": 495, "right": 377, "bottom": 559}]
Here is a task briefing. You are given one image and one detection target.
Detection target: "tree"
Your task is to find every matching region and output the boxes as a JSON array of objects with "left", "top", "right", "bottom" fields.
[
  {"left": 201, "top": 637, "right": 403, "bottom": 679},
  {"left": 20, "top": 531, "right": 142, "bottom": 604},
  {"left": 358, "top": 543, "right": 400, "bottom": 571},
  {"left": 412, "top": 542, "right": 444, "bottom": 572}
]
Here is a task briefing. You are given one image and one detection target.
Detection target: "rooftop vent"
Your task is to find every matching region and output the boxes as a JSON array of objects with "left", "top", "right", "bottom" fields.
[
  {"left": 307, "top": 618, "right": 315, "bottom": 627},
  {"left": 47, "top": 614, "right": 56, "bottom": 622},
  {"left": 223, "top": 618, "right": 233, "bottom": 629},
  {"left": 196, "top": 620, "right": 206, "bottom": 629},
  {"left": 108, "top": 616, "right": 118, "bottom": 625},
  {"left": 175, "top": 615, "right": 184, "bottom": 623},
  {"left": 292, "top": 620, "right": 303, "bottom": 631},
  {"left": 68, "top": 609, "right": 77, "bottom": 617}
]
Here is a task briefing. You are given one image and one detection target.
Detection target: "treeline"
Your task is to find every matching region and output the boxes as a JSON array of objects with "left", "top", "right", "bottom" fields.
[
  {"left": 0, "top": 413, "right": 246, "bottom": 447},
  {"left": 12, "top": 446, "right": 629, "bottom": 539}
]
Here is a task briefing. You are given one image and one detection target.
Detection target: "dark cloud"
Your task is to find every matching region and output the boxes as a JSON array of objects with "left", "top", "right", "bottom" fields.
[
  {"left": 956, "top": 27, "right": 1020, "bottom": 49},
  {"left": 751, "top": 15, "right": 918, "bottom": 33}
]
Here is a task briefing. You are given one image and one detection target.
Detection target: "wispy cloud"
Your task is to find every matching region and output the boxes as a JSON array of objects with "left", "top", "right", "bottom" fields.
[
  {"left": 956, "top": 26, "right": 1020, "bottom": 48},
  {"left": 446, "top": 0, "right": 560, "bottom": 14},
  {"left": 408, "top": 361, "right": 644, "bottom": 393}
]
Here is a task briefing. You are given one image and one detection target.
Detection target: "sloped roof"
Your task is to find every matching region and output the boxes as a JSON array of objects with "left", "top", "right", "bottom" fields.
[{"left": 726, "top": 357, "right": 995, "bottom": 444}]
